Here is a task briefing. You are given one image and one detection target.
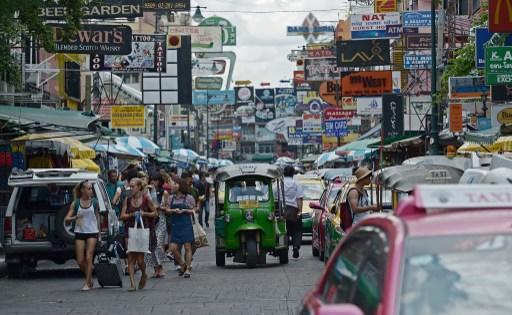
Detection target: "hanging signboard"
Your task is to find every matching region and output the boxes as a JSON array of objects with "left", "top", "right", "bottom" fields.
[
  {"left": 341, "top": 71, "right": 393, "bottom": 97},
  {"left": 491, "top": 84, "right": 512, "bottom": 102},
  {"left": 448, "top": 76, "right": 489, "bottom": 99},
  {"left": 302, "top": 113, "right": 323, "bottom": 136},
  {"left": 485, "top": 46, "right": 512, "bottom": 84},
  {"left": 304, "top": 58, "right": 338, "bottom": 81},
  {"left": 192, "top": 90, "right": 235, "bottom": 106},
  {"left": 324, "top": 119, "right": 348, "bottom": 137},
  {"left": 287, "top": 126, "right": 303, "bottom": 146},
  {"left": 111, "top": 105, "right": 145, "bottom": 128},
  {"left": 404, "top": 51, "right": 432, "bottom": 69},
  {"left": 194, "top": 77, "right": 223, "bottom": 90},
  {"left": 287, "top": 13, "right": 335, "bottom": 43},
  {"left": 449, "top": 103, "right": 463, "bottom": 132},
  {"left": 192, "top": 59, "right": 226, "bottom": 76},
  {"left": 336, "top": 39, "right": 391, "bottom": 67},
  {"left": 319, "top": 81, "right": 341, "bottom": 106},
  {"left": 200, "top": 16, "right": 237, "bottom": 46},
  {"left": 350, "top": 13, "right": 401, "bottom": 39},
  {"left": 90, "top": 34, "right": 166, "bottom": 72},
  {"left": 39, "top": 0, "right": 143, "bottom": 19},
  {"left": 402, "top": 11, "right": 437, "bottom": 33},
  {"left": 143, "top": 35, "right": 192, "bottom": 105},
  {"left": 342, "top": 97, "right": 357, "bottom": 111},
  {"left": 489, "top": 0, "right": 512, "bottom": 32},
  {"left": 255, "top": 89, "right": 276, "bottom": 123},
  {"left": 166, "top": 26, "right": 222, "bottom": 53},
  {"left": 356, "top": 97, "right": 383, "bottom": 115},
  {"left": 405, "top": 34, "right": 432, "bottom": 50},
  {"left": 324, "top": 108, "right": 356, "bottom": 120},
  {"left": 50, "top": 24, "right": 132, "bottom": 55},
  {"left": 143, "top": 0, "right": 190, "bottom": 11},
  {"left": 275, "top": 88, "right": 297, "bottom": 118},
  {"left": 308, "top": 48, "right": 335, "bottom": 59},
  {"left": 374, "top": 0, "right": 397, "bottom": 13},
  {"left": 235, "top": 86, "right": 255, "bottom": 106},
  {"left": 293, "top": 70, "right": 305, "bottom": 87},
  {"left": 382, "top": 94, "right": 404, "bottom": 138}
]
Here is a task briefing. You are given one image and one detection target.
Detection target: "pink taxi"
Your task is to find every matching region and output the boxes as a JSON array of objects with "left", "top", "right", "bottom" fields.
[{"left": 300, "top": 185, "right": 512, "bottom": 315}]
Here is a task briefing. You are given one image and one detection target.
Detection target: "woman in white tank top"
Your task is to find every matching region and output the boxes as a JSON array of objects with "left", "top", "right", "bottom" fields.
[{"left": 65, "top": 180, "right": 100, "bottom": 291}]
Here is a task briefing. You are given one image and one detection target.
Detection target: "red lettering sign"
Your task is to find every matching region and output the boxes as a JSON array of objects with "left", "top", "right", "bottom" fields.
[{"left": 324, "top": 108, "right": 355, "bottom": 120}]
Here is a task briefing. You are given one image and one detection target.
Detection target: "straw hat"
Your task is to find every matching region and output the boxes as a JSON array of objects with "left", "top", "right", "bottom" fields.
[{"left": 355, "top": 166, "right": 372, "bottom": 184}]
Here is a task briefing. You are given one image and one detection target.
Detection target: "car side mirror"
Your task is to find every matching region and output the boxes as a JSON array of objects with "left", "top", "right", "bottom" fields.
[
  {"left": 317, "top": 304, "right": 364, "bottom": 315},
  {"left": 309, "top": 201, "right": 323, "bottom": 210}
]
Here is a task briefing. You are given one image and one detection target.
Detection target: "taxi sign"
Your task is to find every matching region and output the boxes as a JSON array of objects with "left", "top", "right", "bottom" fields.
[{"left": 415, "top": 185, "right": 512, "bottom": 213}]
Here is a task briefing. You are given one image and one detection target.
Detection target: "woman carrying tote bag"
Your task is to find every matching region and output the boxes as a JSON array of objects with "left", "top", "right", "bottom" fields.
[{"left": 120, "top": 178, "right": 157, "bottom": 292}]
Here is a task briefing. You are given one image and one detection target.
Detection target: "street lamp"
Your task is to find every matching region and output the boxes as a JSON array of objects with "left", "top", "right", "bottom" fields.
[{"left": 192, "top": 6, "right": 206, "bottom": 23}]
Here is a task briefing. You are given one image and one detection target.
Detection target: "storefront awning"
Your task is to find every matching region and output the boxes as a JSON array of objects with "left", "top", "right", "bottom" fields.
[
  {"left": 12, "top": 133, "right": 97, "bottom": 159},
  {"left": 0, "top": 106, "right": 98, "bottom": 129}
]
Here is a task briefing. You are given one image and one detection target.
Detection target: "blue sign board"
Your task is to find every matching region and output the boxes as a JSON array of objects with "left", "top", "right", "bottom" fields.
[
  {"left": 192, "top": 90, "right": 235, "bottom": 106},
  {"left": 404, "top": 52, "right": 432, "bottom": 69},
  {"left": 402, "top": 11, "right": 438, "bottom": 33},
  {"left": 475, "top": 27, "right": 512, "bottom": 68},
  {"left": 324, "top": 120, "right": 348, "bottom": 137}
]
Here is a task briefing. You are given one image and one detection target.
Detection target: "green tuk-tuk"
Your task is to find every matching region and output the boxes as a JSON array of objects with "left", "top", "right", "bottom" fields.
[{"left": 214, "top": 164, "right": 289, "bottom": 268}]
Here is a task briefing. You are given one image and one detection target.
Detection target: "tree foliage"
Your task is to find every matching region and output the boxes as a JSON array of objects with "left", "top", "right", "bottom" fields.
[{"left": 0, "top": 0, "right": 84, "bottom": 87}]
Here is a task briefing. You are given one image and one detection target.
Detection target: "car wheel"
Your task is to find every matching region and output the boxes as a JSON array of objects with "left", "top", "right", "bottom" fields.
[
  {"left": 312, "top": 246, "right": 319, "bottom": 257},
  {"left": 246, "top": 239, "right": 258, "bottom": 268},
  {"left": 6, "top": 263, "right": 22, "bottom": 279},
  {"left": 215, "top": 250, "right": 225, "bottom": 267},
  {"left": 279, "top": 249, "right": 289, "bottom": 265},
  {"left": 55, "top": 205, "right": 75, "bottom": 244}
]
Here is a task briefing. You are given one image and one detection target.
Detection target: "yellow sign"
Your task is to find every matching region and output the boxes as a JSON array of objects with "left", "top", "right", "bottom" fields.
[
  {"left": 111, "top": 105, "right": 145, "bottom": 128},
  {"left": 375, "top": 0, "right": 397, "bottom": 13},
  {"left": 497, "top": 108, "right": 512, "bottom": 124}
]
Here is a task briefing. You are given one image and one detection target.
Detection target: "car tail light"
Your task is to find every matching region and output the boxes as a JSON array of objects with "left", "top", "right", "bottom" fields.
[{"left": 4, "top": 216, "right": 12, "bottom": 239}]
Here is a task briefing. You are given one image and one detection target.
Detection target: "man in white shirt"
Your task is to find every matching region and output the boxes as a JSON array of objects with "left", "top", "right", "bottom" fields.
[{"left": 283, "top": 166, "right": 304, "bottom": 258}]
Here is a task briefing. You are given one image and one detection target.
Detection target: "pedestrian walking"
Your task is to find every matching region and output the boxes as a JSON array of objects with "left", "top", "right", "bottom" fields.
[
  {"left": 120, "top": 178, "right": 157, "bottom": 291},
  {"left": 196, "top": 172, "right": 211, "bottom": 228},
  {"left": 165, "top": 179, "right": 196, "bottom": 278},
  {"left": 347, "top": 167, "right": 378, "bottom": 226},
  {"left": 283, "top": 165, "right": 304, "bottom": 259},
  {"left": 106, "top": 170, "right": 124, "bottom": 216},
  {"left": 145, "top": 172, "right": 168, "bottom": 278},
  {"left": 64, "top": 180, "right": 101, "bottom": 291}
]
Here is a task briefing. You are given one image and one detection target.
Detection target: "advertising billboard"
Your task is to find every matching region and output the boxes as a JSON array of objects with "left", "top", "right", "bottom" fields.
[
  {"left": 304, "top": 58, "right": 338, "bottom": 81},
  {"left": 350, "top": 13, "right": 401, "bottom": 39},
  {"left": 341, "top": 71, "right": 393, "bottom": 97},
  {"left": 336, "top": 39, "right": 391, "bottom": 67}
]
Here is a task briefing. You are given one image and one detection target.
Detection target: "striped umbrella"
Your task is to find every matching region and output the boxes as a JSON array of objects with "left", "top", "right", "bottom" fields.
[
  {"left": 91, "top": 143, "right": 145, "bottom": 158},
  {"left": 116, "top": 136, "right": 160, "bottom": 155}
]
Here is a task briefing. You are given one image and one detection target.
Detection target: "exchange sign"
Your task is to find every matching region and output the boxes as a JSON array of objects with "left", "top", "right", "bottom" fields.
[{"left": 485, "top": 46, "right": 512, "bottom": 84}]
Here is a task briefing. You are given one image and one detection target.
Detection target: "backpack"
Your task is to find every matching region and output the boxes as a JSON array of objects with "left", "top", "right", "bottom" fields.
[{"left": 338, "top": 185, "right": 359, "bottom": 232}]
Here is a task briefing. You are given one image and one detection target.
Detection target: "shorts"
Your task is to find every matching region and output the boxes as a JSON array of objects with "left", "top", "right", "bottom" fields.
[{"left": 75, "top": 233, "right": 98, "bottom": 241}]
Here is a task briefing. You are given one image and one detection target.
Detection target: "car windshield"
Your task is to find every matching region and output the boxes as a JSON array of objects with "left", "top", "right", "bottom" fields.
[
  {"left": 400, "top": 234, "right": 512, "bottom": 315},
  {"left": 300, "top": 182, "right": 323, "bottom": 200},
  {"left": 228, "top": 179, "right": 269, "bottom": 202}
]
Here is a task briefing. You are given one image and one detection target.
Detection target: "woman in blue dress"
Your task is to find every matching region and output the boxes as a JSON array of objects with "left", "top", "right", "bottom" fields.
[{"left": 165, "top": 179, "right": 196, "bottom": 278}]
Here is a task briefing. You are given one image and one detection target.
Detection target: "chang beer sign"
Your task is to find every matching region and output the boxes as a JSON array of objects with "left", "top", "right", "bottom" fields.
[
  {"left": 200, "top": 16, "right": 236, "bottom": 46},
  {"left": 485, "top": 46, "right": 512, "bottom": 84}
]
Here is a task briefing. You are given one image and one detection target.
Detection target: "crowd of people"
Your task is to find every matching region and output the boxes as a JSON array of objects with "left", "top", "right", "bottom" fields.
[{"left": 67, "top": 165, "right": 211, "bottom": 291}]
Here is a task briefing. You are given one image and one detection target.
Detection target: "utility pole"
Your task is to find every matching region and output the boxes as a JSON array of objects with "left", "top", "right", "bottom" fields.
[
  {"left": 153, "top": 13, "right": 160, "bottom": 145},
  {"left": 430, "top": 0, "right": 441, "bottom": 155}
]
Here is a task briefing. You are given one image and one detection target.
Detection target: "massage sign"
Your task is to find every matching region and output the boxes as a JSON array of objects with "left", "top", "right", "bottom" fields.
[{"left": 51, "top": 24, "right": 132, "bottom": 55}]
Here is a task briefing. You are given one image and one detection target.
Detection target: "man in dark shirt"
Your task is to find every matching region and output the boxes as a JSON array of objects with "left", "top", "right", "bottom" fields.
[{"left": 195, "top": 172, "right": 210, "bottom": 228}]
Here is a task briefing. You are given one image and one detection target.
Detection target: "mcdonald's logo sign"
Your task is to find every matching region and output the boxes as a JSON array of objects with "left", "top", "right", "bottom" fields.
[
  {"left": 489, "top": 0, "right": 512, "bottom": 32},
  {"left": 375, "top": 0, "right": 397, "bottom": 13}
]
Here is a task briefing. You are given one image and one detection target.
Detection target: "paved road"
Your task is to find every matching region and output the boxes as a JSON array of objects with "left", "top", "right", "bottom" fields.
[{"left": 0, "top": 226, "right": 323, "bottom": 315}]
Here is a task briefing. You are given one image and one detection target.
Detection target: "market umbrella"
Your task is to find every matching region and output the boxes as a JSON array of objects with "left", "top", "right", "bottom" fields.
[
  {"left": 315, "top": 151, "right": 342, "bottom": 167},
  {"left": 219, "top": 159, "right": 234, "bottom": 167},
  {"left": 275, "top": 157, "right": 295, "bottom": 166},
  {"left": 171, "top": 149, "right": 200, "bottom": 163},
  {"left": 13, "top": 133, "right": 96, "bottom": 160},
  {"left": 91, "top": 143, "right": 145, "bottom": 158},
  {"left": 116, "top": 136, "right": 160, "bottom": 155}
]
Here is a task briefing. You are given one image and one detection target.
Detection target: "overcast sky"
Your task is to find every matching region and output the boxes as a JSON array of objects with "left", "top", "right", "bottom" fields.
[{"left": 193, "top": 0, "right": 350, "bottom": 87}]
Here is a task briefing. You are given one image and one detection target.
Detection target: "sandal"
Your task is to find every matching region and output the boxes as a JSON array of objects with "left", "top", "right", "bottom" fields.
[{"left": 138, "top": 274, "right": 148, "bottom": 290}]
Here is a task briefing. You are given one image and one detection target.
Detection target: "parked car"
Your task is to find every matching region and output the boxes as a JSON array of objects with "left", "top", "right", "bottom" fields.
[
  {"left": 310, "top": 180, "right": 343, "bottom": 260},
  {"left": 2, "top": 169, "right": 118, "bottom": 278},
  {"left": 295, "top": 175, "right": 325, "bottom": 238},
  {"left": 300, "top": 184, "right": 512, "bottom": 315}
]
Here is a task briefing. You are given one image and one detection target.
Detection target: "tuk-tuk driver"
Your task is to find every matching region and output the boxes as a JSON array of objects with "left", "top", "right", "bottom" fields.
[{"left": 283, "top": 166, "right": 304, "bottom": 259}]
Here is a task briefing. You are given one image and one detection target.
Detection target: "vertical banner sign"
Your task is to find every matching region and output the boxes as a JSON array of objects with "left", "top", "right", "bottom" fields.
[
  {"left": 255, "top": 89, "right": 276, "bottom": 123},
  {"left": 489, "top": 0, "right": 512, "bottom": 33},
  {"left": 111, "top": 105, "right": 145, "bottom": 128},
  {"left": 449, "top": 104, "right": 463, "bottom": 132},
  {"left": 375, "top": 0, "right": 397, "bottom": 13},
  {"left": 382, "top": 94, "right": 404, "bottom": 138}
]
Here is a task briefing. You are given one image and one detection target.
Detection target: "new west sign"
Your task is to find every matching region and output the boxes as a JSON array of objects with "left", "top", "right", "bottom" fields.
[
  {"left": 341, "top": 71, "right": 393, "bottom": 97},
  {"left": 485, "top": 46, "right": 512, "bottom": 84},
  {"left": 40, "top": 0, "right": 143, "bottom": 19},
  {"left": 51, "top": 24, "right": 132, "bottom": 55}
]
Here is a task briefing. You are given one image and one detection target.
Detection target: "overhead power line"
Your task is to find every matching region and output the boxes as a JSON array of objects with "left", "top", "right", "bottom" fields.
[{"left": 203, "top": 8, "right": 348, "bottom": 14}]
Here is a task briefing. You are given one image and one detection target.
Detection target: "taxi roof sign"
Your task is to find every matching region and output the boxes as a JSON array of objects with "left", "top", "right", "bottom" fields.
[{"left": 415, "top": 185, "right": 512, "bottom": 213}]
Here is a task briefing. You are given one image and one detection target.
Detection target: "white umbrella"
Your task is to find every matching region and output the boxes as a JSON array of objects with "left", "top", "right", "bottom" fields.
[
  {"left": 219, "top": 159, "right": 234, "bottom": 167},
  {"left": 315, "top": 151, "right": 342, "bottom": 167},
  {"left": 116, "top": 136, "right": 160, "bottom": 155},
  {"left": 172, "top": 149, "right": 200, "bottom": 163}
]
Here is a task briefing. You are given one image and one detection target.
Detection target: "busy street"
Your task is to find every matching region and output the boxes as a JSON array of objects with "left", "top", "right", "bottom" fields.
[{"left": 1, "top": 0, "right": 512, "bottom": 315}]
